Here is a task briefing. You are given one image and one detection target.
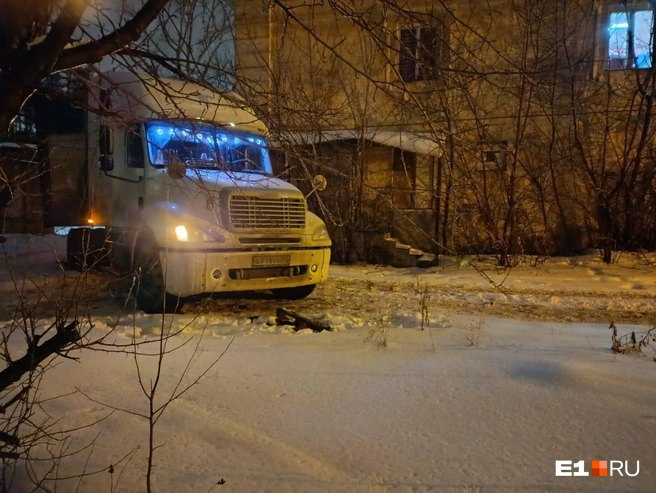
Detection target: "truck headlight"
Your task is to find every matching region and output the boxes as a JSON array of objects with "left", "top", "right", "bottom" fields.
[
  {"left": 174, "top": 224, "right": 223, "bottom": 242},
  {"left": 312, "top": 225, "right": 330, "bottom": 241},
  {"left": 175, "top": 225, "right": 189, "bottom": 241}
]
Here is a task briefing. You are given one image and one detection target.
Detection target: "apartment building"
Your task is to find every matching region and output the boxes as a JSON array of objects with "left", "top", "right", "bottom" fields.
[{"left": 234, "top": 1, "right": 656, "bottom": 263}]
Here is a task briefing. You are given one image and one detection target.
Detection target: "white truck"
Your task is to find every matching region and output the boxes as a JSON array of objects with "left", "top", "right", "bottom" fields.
[{"left": 65, "top": 72, "right": 331, "bottom": 313}]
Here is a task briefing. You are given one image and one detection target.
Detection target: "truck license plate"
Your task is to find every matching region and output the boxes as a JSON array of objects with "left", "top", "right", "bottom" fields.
[{"left": 252, "top": 255, "right": 291, "bottom": 267}]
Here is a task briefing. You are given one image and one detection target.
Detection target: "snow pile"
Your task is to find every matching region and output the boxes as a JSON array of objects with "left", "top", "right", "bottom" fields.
[
  {"left": 1, "top": 236, "right": 655, "bottom": 492},
  {"left": 8, "top": 319, "right": 654, "bottom": 493}
]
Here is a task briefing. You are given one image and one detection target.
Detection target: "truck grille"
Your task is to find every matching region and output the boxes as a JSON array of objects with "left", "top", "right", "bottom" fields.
[{"left": 229, "top": 195, "right": 306, "bottom": 230}]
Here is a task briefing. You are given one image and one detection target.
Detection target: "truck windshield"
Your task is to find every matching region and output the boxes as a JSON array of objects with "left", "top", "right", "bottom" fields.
[{"left": 145, "top": 121, "right": 271, "bottom": 174}]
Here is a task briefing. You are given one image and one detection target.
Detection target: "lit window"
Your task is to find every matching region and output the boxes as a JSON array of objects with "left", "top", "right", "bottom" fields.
[
  {"left": 144, "top": 121, "right": 271, "bottom": 174},
  {"left": 608, "top": 10, "right": 654, "bottom": 70}
]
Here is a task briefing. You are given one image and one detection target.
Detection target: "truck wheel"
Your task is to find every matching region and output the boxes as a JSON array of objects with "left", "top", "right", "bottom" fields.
[
  {"left": 271, "top": 284, "right": 316, "bottom": 300},
  {"left": 67, "top": 228, "right": 108, "bottom": 271},
  {"left": 133, "top": 241, "right": 183, "bottom": 314}
]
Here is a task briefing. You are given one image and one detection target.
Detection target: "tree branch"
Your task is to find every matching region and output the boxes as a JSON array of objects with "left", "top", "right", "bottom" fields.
[
  {"left": 53, "top": 0, "right": 171, "bottom": 72},
  {"left": 0, "top": 385, "right": 29, "bottom": 414},
  {"left": 0, "top": 430, "right": 19, "bottom": 447},
  {"left": 116, "top": 47, "right": 194, "bottom": 81},
  {"left": 28, "top": 0, "right": 90, "bottom": 71},
  {"left": 0, "top": 321, "right": 80, "bottom": 393}
]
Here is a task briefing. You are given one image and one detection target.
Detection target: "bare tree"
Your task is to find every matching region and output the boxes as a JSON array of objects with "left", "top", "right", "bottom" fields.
[
  {"left": 0, "top": 0, "right": 171, "bottom": 135},
  {"left": 0, "top": 1, "right": 243, "bottom": 490}
]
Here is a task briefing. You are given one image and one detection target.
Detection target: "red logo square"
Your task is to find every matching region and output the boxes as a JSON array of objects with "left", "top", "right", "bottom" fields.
[{"left": 592, "top": 460, "right": 608, "bottom": 477}]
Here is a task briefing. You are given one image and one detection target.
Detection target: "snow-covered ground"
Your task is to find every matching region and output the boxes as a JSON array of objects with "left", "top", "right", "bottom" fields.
[{"left": 1, "top": 234, "right": 655, "bottom": 492}]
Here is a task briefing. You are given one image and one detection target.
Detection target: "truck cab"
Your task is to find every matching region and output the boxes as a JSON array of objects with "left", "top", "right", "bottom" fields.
[{"left": 67, "top": 72, "right": 331, "bottom": 313}]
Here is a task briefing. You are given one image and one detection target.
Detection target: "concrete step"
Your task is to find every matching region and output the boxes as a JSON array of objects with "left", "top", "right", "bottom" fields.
[
  {"left": 417, "top": 253, "right": 438, "bottom": 268},
  {"left": 382, "top": 235, "right": 433, "bottom": 268}
]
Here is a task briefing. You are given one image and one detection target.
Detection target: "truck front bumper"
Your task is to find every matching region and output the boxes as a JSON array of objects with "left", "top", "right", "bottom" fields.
[{"left": 159, "top": 247, "right": 331, "bottom": 297}]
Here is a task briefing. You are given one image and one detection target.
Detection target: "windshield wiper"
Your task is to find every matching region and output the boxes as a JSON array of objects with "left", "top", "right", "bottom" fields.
[
  {"left": 234, "top": 169, "right": 266, "bottom": 174},
  {"left": 185, "top": 159, "right": 227, "bottom": 170}
]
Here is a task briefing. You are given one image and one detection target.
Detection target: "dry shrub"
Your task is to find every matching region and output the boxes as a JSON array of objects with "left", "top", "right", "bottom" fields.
[
  {"left": 609, "top": 321, "right": 656, "bottom": 359},
  {"left": 465, "top": 318, "right": 486, "bottom": 347}
]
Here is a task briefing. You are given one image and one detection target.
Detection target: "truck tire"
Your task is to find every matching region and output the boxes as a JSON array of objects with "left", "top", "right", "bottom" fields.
[
  {"left": 271, "top": 284, "right": 316, "bottom": 300},
  {"left": 133, "top": 240, "right": 183, "bottom": 314},
  {"left": 67, "top": 228, "right": 108, "bottom": 271}
]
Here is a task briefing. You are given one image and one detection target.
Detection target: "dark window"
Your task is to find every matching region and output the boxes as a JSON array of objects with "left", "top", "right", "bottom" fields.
[
  {"left": 393, "top": 148, "right": 417, "bottom": 171},
  {"left": 126, "top": 125, "right": 144, "bottom": 168},
  {"left": 399, "top": 29, "right": 419, "bottom": 82},
  {"left": 9, "top": 112, "right": 36, "bottom": 137},
  {"left": 100, "top": 88, "right": 113, "bottom": 111},
  {"left": 484, "top": 151, "right": 497, "bottom": 163},
  {"left": 478, "top": 142, "right": 508, "bottom": 172},
  {"left": 608, "top": 10, "right": 654, "bottom": 70},
  {"left": 399, "top": 26, "right": 443, "bottom": 82},
  {"left": 269, "top": 148, "right": 286, "bottom": 176}
]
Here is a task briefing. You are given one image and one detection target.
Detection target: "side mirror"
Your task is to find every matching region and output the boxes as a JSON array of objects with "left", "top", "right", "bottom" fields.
[
  {"left": 100, "top": 154, "right": 114, "bottom": 172},
  {"left": 99, "top": 125, "right": 114, "bottom": 171},
  {"left": 99, "top": 125, "right": 113, "bottom": 154},
  {"left": 311, "top": 174, "right": 328, "bottom": 191},
  {"left": 306, "top": 174, "right": 327, "bottom": 199},
  {"left": 167, "top": 158, "right": 187, "bottom": 180}
]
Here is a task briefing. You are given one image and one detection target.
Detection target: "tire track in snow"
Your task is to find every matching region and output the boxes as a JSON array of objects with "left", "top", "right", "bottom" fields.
[{"left": 165, "top": 398, "right": 367, "bottom": 490}]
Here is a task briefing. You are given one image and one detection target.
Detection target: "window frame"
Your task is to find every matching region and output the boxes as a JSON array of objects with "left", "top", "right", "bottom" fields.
[
  {"left": 476, "top": 141, "right": 508, "bottom": 173},
  {"left": 398, "top": 25, "right": 443, "bottom": 83},
  {"left": 606, "top": 5, "right": 655, "bottom": 70},
  {"left": 125, "top": 124, "right": 145, "bottom": 169}
]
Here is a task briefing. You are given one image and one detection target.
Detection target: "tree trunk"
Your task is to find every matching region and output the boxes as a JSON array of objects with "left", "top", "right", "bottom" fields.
[
  {"left": 597, "top": 201, "right": 614, "bottom": 264},
  {"left": 433, "top": 155, "right": 443, "bottom": 260}
]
